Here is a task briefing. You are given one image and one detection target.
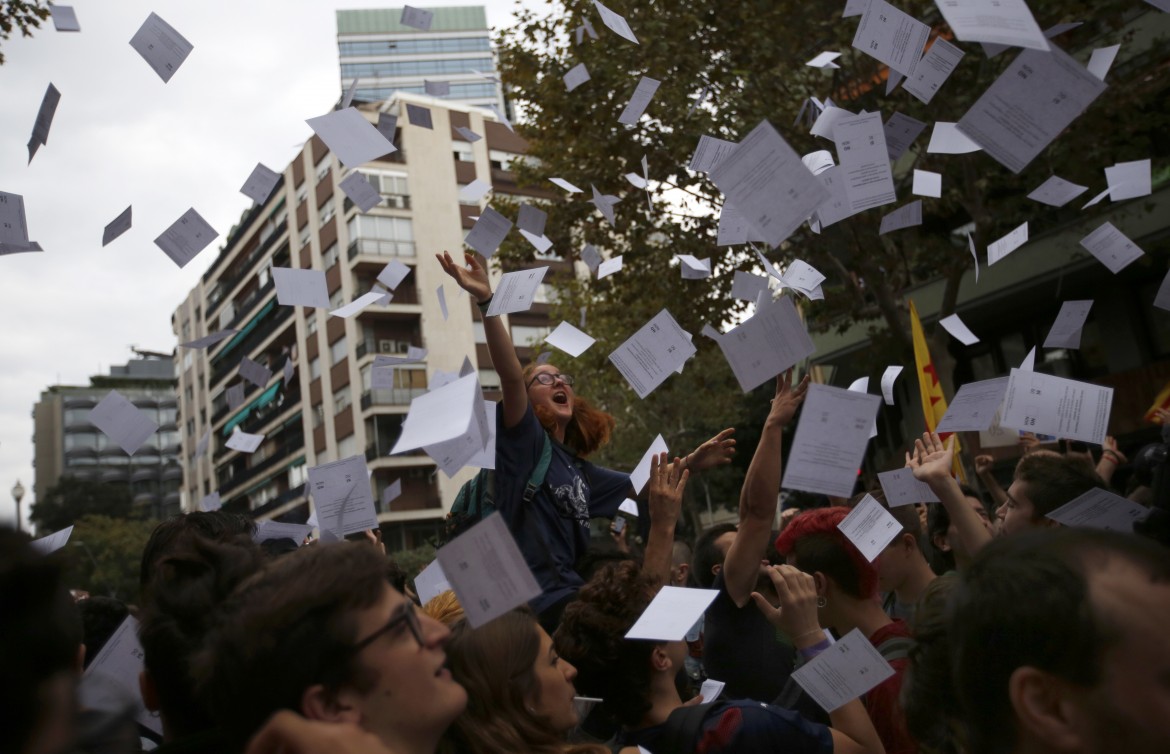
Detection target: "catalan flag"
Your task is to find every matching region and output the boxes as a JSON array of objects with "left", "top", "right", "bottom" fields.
[
  {"left": 909, "top": 299, "right": 965, "bottom": 480},
  {"left": 1145, "top": 379, "right": 1170, "bottom": 423}
]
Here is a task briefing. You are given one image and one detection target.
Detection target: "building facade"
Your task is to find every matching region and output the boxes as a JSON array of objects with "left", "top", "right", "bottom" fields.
[
  {"left": 173, "top": 94, "right": 562, "bottom": 551},
  {"left": 32, "top": 352, "right": 181, "bottom": 520},
  {"left": 336, "top": 6, "right": 505, "bottom": 113}
]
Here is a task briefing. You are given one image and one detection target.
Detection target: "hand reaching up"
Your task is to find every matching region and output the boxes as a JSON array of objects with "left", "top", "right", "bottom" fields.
[
  {"left": 436, "top": 250, "right": 492, "bottom": 303},
  {"left": 907, "top": 432, "right": 955, "bottom": 484},
  {"left": 686, "top": 429, "right": 736, "bottom": 472},
  {"left": 767, "top": 369, "right": 810, "bottom": 427},
  {"left": 648, "top": 452, "right": 688, "bottom": 530}
]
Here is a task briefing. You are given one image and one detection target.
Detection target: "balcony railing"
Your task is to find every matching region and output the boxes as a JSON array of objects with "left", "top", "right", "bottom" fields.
[
  {"left": 250, "top": 483, "right": 307, "bottom": 518},
  {"left": 347, "top": 238, "right": 415, "bottom": 260},
  {"left": 220, "top": 440, "right": 305, "bottom": 497},
  {"left": 360, "top": 387, "right": 428, "bottom": 409}
]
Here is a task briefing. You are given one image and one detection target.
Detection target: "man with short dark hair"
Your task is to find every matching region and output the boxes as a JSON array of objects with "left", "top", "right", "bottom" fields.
[
  {"left": 853, "top": 492, "right": 936, "bottom": 622},
  {"left": 997, "top": 452, "right": 1107, "bottom": 536}
]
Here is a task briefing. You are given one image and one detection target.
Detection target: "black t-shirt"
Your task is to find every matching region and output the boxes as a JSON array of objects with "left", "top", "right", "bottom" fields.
[{"left": 702, "top": 571, "right": 796, "bottom": 703}]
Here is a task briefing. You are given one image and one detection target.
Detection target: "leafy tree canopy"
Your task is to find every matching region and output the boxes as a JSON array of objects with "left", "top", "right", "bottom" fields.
[
  {"left": 30, "top": 476, "right": 134, "bottom": 534},
  {"left": 0, "top": 0, "right": 50, "bottom": 64}
]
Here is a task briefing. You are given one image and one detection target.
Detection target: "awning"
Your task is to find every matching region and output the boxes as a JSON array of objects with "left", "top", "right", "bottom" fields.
[{"left": 222, "top": 380, "right": 283, "bottom": 436}]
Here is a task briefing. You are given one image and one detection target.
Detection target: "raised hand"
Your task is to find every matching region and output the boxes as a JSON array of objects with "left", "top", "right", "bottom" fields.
[
  {"left": 436, "top": 250, "right": 491, "bottom": 303},
  {"left": 686, "top": 428, "right": 736, "bottom": 472},
  {"left": 750, "top": 564, "right": 823, "bottom": 647},
  {"left": 974, "top": 454, "right": 995, "bottom": 476},
  {"left": 906, "top": 431, "right": 955, "bottom": 483},
  {"left": 767, "top": 369, "right": 810, "bottom": 427},
  {"left": 648, "top": 452, "right": 688, "bottom": 530}
]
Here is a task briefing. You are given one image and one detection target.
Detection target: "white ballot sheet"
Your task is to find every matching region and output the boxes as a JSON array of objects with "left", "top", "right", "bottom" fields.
[
  {"left": 254, "top": 521, "right": 312, "bottom": 545},
  {"left": 597, "top": 255, "right": 623, "bottom": 280},
  {"left": 625, "top": 586, "right": 719, "bottom": 641},
  {"left": 423, "top": 80, "right": 450, "bottom": 96},
  {"left": 881, "top": 366, "right": 903, "bottom": 405},
  {"left": 381, "top": 479, "right": 403, "bottom": 510},
  {"left": 1079, "top": 222, "right": 1144, "bottom": 274},
  {"left": 30, "top": 525, "right": 74, "bottom": 555},
  {"left": 1046, "top": 488, "right": 1151, "bottom": 532},
  {"left": 458, "top": 179, "right": 491, "bottom": 203},
  {"left": 454, "top": 126, "right": 481, "bottom": 142},
  {"left": 422, "top": 381, "right": 490, "bottom": 479},
  {"left": 792, "top": 628, "right": 896, "bottom": 712},
  {"left": 545, "top": 321, "right": 596, "bottom": 357},
  {"left": 782, "top": 385, "right": 881, "bottom": 498},
  {"left": 238, "top": 357, "right": 273, "bottom": 388},
  {"left": 927, "top": 122, "right": 982, "bottom": 154},
  {"left": 717, "top": 203, "right": 767, "bottom": 246},
  {"left": 415, "top": 559, "right": 452, "bottom": 606},
  {"left": 102, "top": 206, "right": 133, "bottom": 247},
  {"left": 199, "top": 491, "right": 221, "bottom": 512},
  {"left": 904, "top": 37, "right": 965, "bottom": 104},
  {"left": 1105, "top": 159, "right": 1151, "bottom": 202},
  {"left": 330, "top": 290, "right": 387, "bottom": 318},
  {"left": 934, "top": 0, "right": 1048, "bottom": 50},
  {"left": 851, "top": 0, "right": 929, "bottom": 77},
  {"left": 377, "top": 260, "right": 411, "bottom": 290},
  {"left": 1043, "top": 300, "right": 1093, "bottom": 349},
  {"left": 486, "top": 267, "right": 548, "bottom": 316},
  {"left": 517, "top": 204, "right": 547, "bottom": 236},
  {"left": 240, "top": 163, "right": 282, "bottom": 204},
  {"left": 838, "top": 494, "right": 903, "bottom": 562},
  {"left": 718, "top": 296, "right": 816, "bottom": 393},
  {"left": 306, "top": 108, "right": 396, "bottom": 169},
  {"left": 401, "top": 5, "right": 434, "bottom": 30},
  {"left": 939, "top": 313, "right": 980, "bottom": 345},
  {"left": 340, "top": 172, "right": 383, "bottom": 213},
  {"left": 1000, "top": 368, "right": 1113, "bottom": 445},
  {"left": 273, "top": 267, "right": 330, "bottom": 308},
  {"left": 878, "top": 468, "right": 940, "bottom": 507},
  {"left": 393, "top": 372, "right": 485, "bottom": 452},
  {"left": 438, "top": 513, "right": 543, "bottom": 628},
  {"left": 225, "top": 428, "right": 265, "bottom": 454},
  {"left": 987, "top": 222, "right": 1029, "bottom": 265},
  {"left": 308, "top": 455, "right": 378, "bottom": 537},
  {"left": 129, "top": 13, "right": 193, "bottom": 83},
  {"left": 884, "top": 112, "right": 927, "bottom": 161},
  {"left": 154, "top": 208, "right": 217, "bottom": 269},
  {"left": 564, "top": 63, "right": 591, "bottom": 91},
  {"left": 618, "top": 76, "right": 661, "bottom": 125},
  {"left": 609, "top": 309, "right": 696, "bottom": 399},
  {"left": 27, "top": 83, "right": 60, "bottom": 163},
  {"left": 593, "top": 0, "right": 638, "bottom": 44},
  {"left": 912, "top": 170, "right": 942, "bottom": 198},
  {"left": 936, "top": 377, "right": 1009, "bottom": 432},
  {"left": 812, "top": 166, "right": 857, "bottom": 229},
  {"left": 678, "top": 255, "right": 712, "bottom": 279},
  {"left": 81, "top": 616, "right": 161, "bottom": 736},
  {"left": 1028, "top": 176, "right": 1088, "bottom": 207},
  {"left": 50, "top": 5, "right": 80, "bottom": 31},
  {"left": 465, "top": 207, "right": 513, "bottom": 258},
  {"left": 879, "top": 200, "right": 922, "bottom": 234},
  {"left": 690, "top": 135, "right": 738, "bottom": 173},
  {"left": 834, "top": 112, "right": 896, "bottom": 212},
  {"left": 807, "top": 51, "right": 842, "bottom": 68},
  {"left": 405, "top": 103, "right": 433, "bottom": 129},
  {"left": 550, "top": 177, "right": 583, "bottom": 193},
  {"left": 956, "top": 47, "right": 1106, "bottom": 174},
  {"left": 90, "top": 390, "right": 158, "bottom": 455},
  {"left": 631, "top": 434, "right": 669, "bottom": 494},
  {"left": 1087, "top": 44, "right": 1120, "bottom": 80},
  {"left": 618, "top": 498, "right": 639, "bottom": 517},
  {"left": 709, "top": 120, "right": 829, "bottom": 249},
  {"left": 180, "top": 328, "right": 236, "bottom": 349}
]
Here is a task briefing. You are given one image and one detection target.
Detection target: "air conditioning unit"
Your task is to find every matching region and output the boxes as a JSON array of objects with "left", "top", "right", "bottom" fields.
[{"left": 379, "top": 339, "right": 409, "bottom": 354}]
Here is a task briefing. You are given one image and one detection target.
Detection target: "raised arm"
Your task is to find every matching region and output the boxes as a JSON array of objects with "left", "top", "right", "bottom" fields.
[
  {"left": 643, "top": 452, "right": 688, "bottom": 587},
  {"left": 724, "top": 371, "right": 809, "bottom": 607},
  {"left": 437, "top": 251, "right": 527, "bottom": 429},
  {"left": 908, "top": 432, "right": 993, "bottom": 558},
  {"left": 974, "top": 454, "right": 1007, "bottom": 507}
]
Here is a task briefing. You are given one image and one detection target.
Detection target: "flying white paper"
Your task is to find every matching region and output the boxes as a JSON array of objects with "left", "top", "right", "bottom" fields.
[
  {"left": 273, "top": 267, "right": 330, "bottom": 308},
  {"left": 564, "top": 63, "right": 591, "bottom": 91},
  {"left": 878, "top": 200, "right": 922, "bottom": 234},
  {"left": 306, "top": 108, "right": 396, "bottom": 169},
  {"left": 89, "top": 391, "right": 158, "bottom": 455},
  {"left": 999, "top": 369, "right": 1112, "bottom": 445},
  {"left": 625, "top": 586, "right": 719, "bottom": 641},
  {"left": 608, "top": 309, "right": 696, "bottom": 399},
  {"left": 308, "top": 455, "right": 378, "bottom": 537},
  {"left": 545, "top": 321, "right": 596, "bottom": 357},
  {"left": 934, "top": 0, "right": 1048, "bottom": 50},
  {"left": 850, "top": 0, "right": 930, "bottom": 77},
  {"left": 593, "top": 0, "right": 639, "bottom": 44},
  {"left": 936, "top": 377, "right": 1009, "bottom": 432},
  {"left": 1027, "top": 176, "right": 1088, "bottom": 207},
  {"left": 618, "top": 76, "right": 661, "bottom": 125},
  {"left": 129, "top": 13, "right": 193, "bottom": 83},
  {"left": 884, "top": 112, "right": 927, "bottom": 161},
  {"left": 597, "top": 255, "right": 623, "bottom": 280},
  {"left": 782, "top": 385, "right": 881, "bottom": 497},
  {"left": 912, "top": 170, "right": 942, "bottom": 198},
  {"left": 1104, "top": 159, "right": 1152, "bottom": 202},
  {"left": 415, "top": 559, "right": 452, "bottom": 606},
  {"left": 486, "top": 267, "right": 549, "bottom": 317},
  {"left": 690, "top": 135, "right": 738, "bottom": 173},
  {"left": 30, "top": 525, "right": 74, "bottom": 554},
  {"left": 437, "top": 513, "right": 543, "bottom": 628},
  {"left": 225, "top": 428, "right": 265, "bottom": 454},
  {"left": 465, "top": 207, "right": 513, "bottom": 258},
  {"left": 987, "top": 222, "right": 1029, "bottom": 265},
  {"left": 877, "top": 468, "right": 940, "bottom": 507},
  {"left": 102, "top": 206, "right": 133, "bottom": 247},
  {"left": 881, "top": 366, "right": 903, "bottom": 405},
  {"left": 340, "top": 172, "right": 383, "bottom": 213},
  {"left": 50, "top": 5, "right": 80, "bottom": 31},
  {"left": 154, "top": 208, "right": 218, "bottom": 269},
  {"left": 1079, "top": 222, "right": 1144, "bottom": 274},
  {"left": 377, "top": 259, "right": 411, "bottom": 290},
  {"left": 717, "top": 296, "right": 816, "bottom": 393},
  {"left": 938, "top": 313, "right": 980, "bottom": 345},
  {"left": 927, "top": 122, "right": 982, "bottom": 154},
  {"left": 240, "top": 163, "right": 282, "bottom": 205},
  {"left": 834, "top": 111, "right": 897, "bottom": 212},
  {"left": 1043, "top": 300, "right": 1093, "bottom": 349},
  {"left": 904, "top": 37, "right": 965, "bottom": 104},
  {"left": 631, "top": 434, "right": 669, "bottom": 494},
  {"left": 838, "top": 494, "right": 903, "bottom": 562}
]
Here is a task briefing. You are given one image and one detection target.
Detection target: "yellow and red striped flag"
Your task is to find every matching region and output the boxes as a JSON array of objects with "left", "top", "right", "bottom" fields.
[{"left": 909, "top": 299, "right": 965, "bottom": 480}]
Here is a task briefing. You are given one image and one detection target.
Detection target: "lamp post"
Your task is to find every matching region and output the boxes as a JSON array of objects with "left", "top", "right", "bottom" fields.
[{"left": 11, "top": 480, "right": 24, "bottom": 533}]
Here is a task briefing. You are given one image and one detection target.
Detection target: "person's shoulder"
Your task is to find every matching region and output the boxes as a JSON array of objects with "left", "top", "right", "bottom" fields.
[{"left": 703, "top": 701, "right": 832, "bottom": 752}]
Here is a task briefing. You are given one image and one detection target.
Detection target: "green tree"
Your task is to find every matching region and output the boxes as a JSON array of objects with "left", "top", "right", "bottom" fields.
[
  {"left": 0, "top": 0, "right": 50, "bottom": 64},
  {"left": 31, "top": 476, "right": 135, "bottom": 534},
  {"left": 63, "top": 514, "right": 157, "bottom": 602}
]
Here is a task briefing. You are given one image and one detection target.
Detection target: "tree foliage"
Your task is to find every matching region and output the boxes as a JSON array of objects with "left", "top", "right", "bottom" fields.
[
  {"left": 30, "top": 476, "right": 136, "bottom": 533},
  {"left": 62, "top": 514, "right": 157, "bottom": 602},
  {"left": 0, "top": 0, "right": 50, "bottom": 65}
]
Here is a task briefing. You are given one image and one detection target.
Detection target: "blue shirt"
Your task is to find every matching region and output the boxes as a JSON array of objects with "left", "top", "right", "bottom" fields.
[
  {"left": 618, "top": 699, "right": 833, "bottom": 754},
  {"left": 494, "top": 402, "right": 630, "bottom": 613}
]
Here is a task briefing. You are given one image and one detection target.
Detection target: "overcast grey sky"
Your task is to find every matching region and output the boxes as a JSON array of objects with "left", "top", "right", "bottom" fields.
[{"left": 0, "top": 0, "right": 540, "bottom": 529}]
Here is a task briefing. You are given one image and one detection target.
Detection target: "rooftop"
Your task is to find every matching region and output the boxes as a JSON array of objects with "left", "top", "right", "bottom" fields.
[{"left": 336, "top": 6, "right": 489, "bottom": 35}]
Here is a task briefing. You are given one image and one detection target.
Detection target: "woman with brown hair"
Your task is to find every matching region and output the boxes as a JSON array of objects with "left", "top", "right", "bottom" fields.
[{"left": 437, "top": 251, "right": 735, "bottom": 631}]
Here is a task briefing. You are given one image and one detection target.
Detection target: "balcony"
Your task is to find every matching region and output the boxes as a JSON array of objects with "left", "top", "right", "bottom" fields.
[
  {"left": 250, "top": 483, "right": 307, "bottom": 518},
  {"left": 207, "top": 222, "right": 289, "bottom": 313},
  {"left": 347, "top": 238, "right": 415, "bottom": 261},
  {"left": 360, "top": 387, "right": 427, "bottom": 410},
  {"left": 220, "top": 439, "right": 305, "bottom": 497}
]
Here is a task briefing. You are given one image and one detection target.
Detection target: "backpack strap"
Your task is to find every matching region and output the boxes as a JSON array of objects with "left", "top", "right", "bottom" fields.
[
  {"left": 656, "top": 702, "right": 715, "bottom": 754},
  {"left": 875, "top": 635, "right": 915, "bottom": 663},
  {"left": 523, "top": 432, "right": 553, "bottom": 502}
]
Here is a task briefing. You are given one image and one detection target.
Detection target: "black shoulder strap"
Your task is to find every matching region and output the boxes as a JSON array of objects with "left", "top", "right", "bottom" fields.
[{"left": 657, "top": 702, "right": 715, "bottom": 754}]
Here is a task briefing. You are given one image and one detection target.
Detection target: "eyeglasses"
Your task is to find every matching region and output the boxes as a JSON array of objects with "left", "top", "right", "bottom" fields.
[
  {"left": 526, "top": 372, "right": 574, "bottom": 388},
  {"left": 350, "top": 602, "right": 425, "bottom": 654}
]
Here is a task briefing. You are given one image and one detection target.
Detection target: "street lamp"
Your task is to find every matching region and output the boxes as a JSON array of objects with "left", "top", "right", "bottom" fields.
[{"left": 11, "top": 480, "right": 24, "bottom": 533}]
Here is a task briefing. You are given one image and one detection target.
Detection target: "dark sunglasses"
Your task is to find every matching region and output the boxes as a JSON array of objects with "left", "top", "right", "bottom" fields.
[{"left": 526, "top": 372, "right": 574, "bottom": 388}]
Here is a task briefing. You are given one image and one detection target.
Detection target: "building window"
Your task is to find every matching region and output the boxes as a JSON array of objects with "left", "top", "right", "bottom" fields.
[
  {"left": 340, "top": 56, "right": 493, "bottom": 79},
  {"left": 511, "top": 325, "right": 550, "bottom": 347},
  {"left": 333, "top": 387, "right": 351, "bottom": 414},
  {"left": 329, "top": 289, "right": 345, "bottom": 310},
  {"left": 454, "top": 143, "right": 475, "bottom": 163},
  {"left": 315, "top": 153, "right": 331, "bottom": 184},
  {"left": 306, "top": 312, "right": 318, "bottom": 335},
  {"left": 338, "top": 37, "right": 491, "bottom": 57},
  {"left": 322, "top": 242, "right": 339, "bottom": 269},
  {"left": 361, "top": 171, "right": 410, "bottom": 209},
  {"left": 479, "top": 368, "right": 501, "bottom": 391},
  {"left": 318, "top": 199, "right": 336, "bottom": 227},
  {"left": 296, "top": 182, "right": 307, "bottom": 205},
  {"left": 330, "top": 336, "right": 348, "bottom": 365},
  {"left": 299, "top": 224, "right": 311, "bottom": 249},
  {"left": 312, "top": 403, "right": 324, "bottom": 428},
  {"left": 347, "top": 215, "right": 414, "bottom": 257},
  {"left": 309, "top": 357, "right": 321, "bottom": 381}
]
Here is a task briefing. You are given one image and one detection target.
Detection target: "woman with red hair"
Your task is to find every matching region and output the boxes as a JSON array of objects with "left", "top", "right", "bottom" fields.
[{"left": 438, "top": 251, "right": 734, "bottom": 631}]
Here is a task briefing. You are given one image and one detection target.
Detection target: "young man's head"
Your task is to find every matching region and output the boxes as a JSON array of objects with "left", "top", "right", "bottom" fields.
[
  {"left": 139, "top": 511, "right": 257, "bottom": 599},
  {"left": 197, "top": 541, "right": 466, "bottom": 750},
  {"left": 691, "top": 523, "right": 736, "bottom": 588},
  {"left": 949, "top": 528, "right": 1170, "bottom": 754},
  {"left": 670, "top": 540, "right": 692, "bottom": 587},
  {"left": 852, "top": 492, "right": 932, "bottom": 595},
  {"left": 998, "top": 454, "right": 1106, "bottom": 536},
  {"left": 928, "top": 484, "right": 993, "bottom": 573}
]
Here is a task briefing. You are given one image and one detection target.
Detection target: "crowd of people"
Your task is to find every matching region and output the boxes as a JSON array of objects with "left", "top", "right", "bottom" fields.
[{"left": 6, "top": 251, "right": 1169, "bottom": 754}]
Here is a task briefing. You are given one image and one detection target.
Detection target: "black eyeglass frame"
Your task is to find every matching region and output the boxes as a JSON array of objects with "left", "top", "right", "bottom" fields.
[
  {"left": 348, "top": 603, "right": 424, "bottom": 654},
  {"left": 526, "top": 372, "right": 575, "bottom": 389}
]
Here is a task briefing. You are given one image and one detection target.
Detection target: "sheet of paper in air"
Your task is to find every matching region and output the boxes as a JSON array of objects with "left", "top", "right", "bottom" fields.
[
  {"left": 802, "top": 150, "right": 836, "bottom": 176},
  {"left": 273, "top": 267, "right": 330, "bottom": 307},
  {"left": 391, "top": 372, "right": 482, "bottom": 451},
  {"left": 717, "top": 203, "right": 766, "bottom": 246},
  {"left": 625, "top": 586, "right": 719, "bottom": 641},
  {"left": 699, "top": 679, "right": 726, "bottom": 703},
  {"left": 1000, "top": 368, "right": 1113, "bottom": 445},
  {"left": 1081, "top": 186, "right": 1111, "bottom": 209},
  {"left": 1079, "top": 222, "right": 1144, "bottom": 274},
  {"left": 956, "top": 48, "right": 1106, "bottom": 174},
  {"left": 465, "top": 207, "right": 513, "bottom": 258},
  {"left": 458, "top": 179, "right": 492, "bottom": 203},
  {"left": 843, "top": 0, "right": 868, "bottom": 16},
  {"left": 1028, "top": 176, "right": 1088, "bottom": 207},
  {"left": 1105, "top": 159, "right": 1152, "bottom": 202},
  {"left": 488, "top": 103, "right": 513, "bottom": 132},
  {"left": 517, "top": 204, "right": 547, "bottom": 236},
  {"left": 400, "top": 5, "right": 434, "bottom": 30},
  {"left": 617, "top": 498, "right": 639, "bottom": 517},
  {"left": 939, "top": 313, "right": 980, "bottom": 346},
  {"left": 1086, "top": 44, "right": 1120, "bottom": 80},
  {"left": 689, "top": 135, "right": 738, "bottom": 173},
  {"left": 550, "top": 177, "right": 583, "bottom": 193},
  {"left": 435, "top": 284, "right": 449, "bottom": 320},
  {"left": 129, "top": 13, "right": 193, "bottom": 83},
  {"left": 709, "top": 120, "right": 829, "bottom": 249},
  {"left": 0, "top": 191, "right": 34, "bottom": 252},
  {"left": 101, "top": 206, "right": 133, "bottom": 247},
  {"left": 580, "top": 244, "right": 602, "bottom": 273},
  {"left": 618, "top": 76, "right": 661, "bottom": 125},
  {"left": 423, "top": 80, "right": 450, "bottom": 97},
  {"left": 30, "top": 525, "right": 74, "bottom": 555},
  {"left": 792, "top": 627, "right": 896, "bottom": 713},
  {"left": 452, "top": 127, "right": 482, "bottom": 145},
  {"left": 609, "top": 309, "right": 696, "bottom": 399},
  {"left": 850, "top": 0, "right": 929, "bottom": 77},
  {"left": 630, "top": 434, "right": 669, "bottom": 494},
  {"left": 377, "top": 260, "right": 411, "bottom": 291},
  {"left": 339, "top": 77, "right": 359, "bottom": 109},
  {"left": 225, "top": 383, "right": 246, "bottom": 411},
  {"left": 545, "top": 321, "right": 596, "bottom": 357},
  {"left": 461, "top": 400, "right": 496, "bottom": 472},
  {"left": 240, "top": 163, "right": 281, "bottom": 204},
  {"left": 936, "top": 377, "right": 1009, "bottom": 432},
  {"left": 439, "top": 520, "right": 540, "bottom": 631},
  {"left": 927, "top": 122, "right": 981, "bottom": 154},
  {"left": 838, "top": 494, "right": 903, "bottom": 562},
  {"left": 423, "top": 388, "right": 491, "bottom": 479},
  {"left": 597, "top": 255, "right": 623, "bottom": 280},
  {"left": 339, "top": 172, "right": 382, "bottom": 212},
  {"left": 935, "top": 0, "right": 1047, "bottom": 50},
  {"left": 912, "top": 170, "right": 942, "bottom": 198},
  {"left": 154, "top": 209, "right": 217, "bottom": 269},
  {"left": 405, "top": 103, "right": 433, "bottom": 129},
  {"left": 415, "top": 559, "right": 452, "bottom": 607},
  {"left": 1146, "top": 0, "right": 1170, "bottom": 10},
  {"left": 717, "top": 296, "right": 816, "bottom": 393},
  {"left": 966, "top": 233, "right": 980, "bottom": 284},
  {"left": 1043, "top": 300, "right": 1093, "bottom": 349},
  {"left": 807, "top": 51, "right": 842, "bottom": 68},
  {"left": 50, "top": 5, "right": 80, "bottom": 31},
  {"left": 199, "top": 491, "right": 221, "bottom": 512},
  {"left": 306, "top": 108, "right": 396, "bottom": 169},
  {"left": 26, "top": 83, "right": 60, "bottom": 163},
  {"left": 80, "top": 616, "right": 162, "bottom": 736},
  {"left": 225, "top": 428, "right": 265, "bottom": 454},
  {"left": 732, "top": 270, "right": 770, "bottom": 302},
  {"left": 879, "top": 200, "right": 922, "bottom": 235},
  {"left": 308, "top": 455, "right": 378, "bottom": 537},
  {"left": 90, "top": 391, "right": 158, "bottom": 455},
  {"left": 884, "top": 113, "right": 927, "bottom": 161},
  {"left": 987, "top": 222, "right": 1029, "bottom": 265},
  {"left": 782, "top": 260, "right": 826, "bottom": 295},
  {"left": 847, "top": 377, "right": 879, "bottom": 440},
  {"left": 904, "top": 38, "right": 965, "bottom": 105},
  {"left": 485, "top": 267, "right": 548, "bottom": 316},
  {"left": 782, "top": 385, "right": 881, "bottom": 498},
  {"left": 376, "top": 113, "right": 398, "bottom": 143},
  {"left": 878, "top": 468, "right": 940, "bottom": 507},
  {"left": 593, "top": 0, "right": 638, "bottom": 44},
  {"left": 589, "top": 185, "right": 621, "bottom": 226},
  {"left": 564, "top": 63, "right": 591, "bottom": 91},
  {"left": 238, "top": 357, "right": 273, "bottom": 388},
  {"left": 881, "top": 366, "right": 903, "bottom": 405},
  {"left": 833, "top": 112, "right": 896, "bottom": 212},
  {"left": 329, "top": 290, "right": 386, "bottom": 319},
  {"left": 283, "top": 356, "right": 295, "bottom": 383},
  {"left": 1155, "top": 270, "right": 1170, "bottom": 313},
  {"left": 809, "top": 166, "right": 854, "bottom": 229},
  {"left": 254, "top": 521, "right": 312, "bottom": 545},
  {"left": 677, "top": 255, "right": 712, "bottom": 280},
  {"left": 519, "top": 229, "right": 553, "bottom": 254},
  {"left": 1047, "top": 488, "right": 1151, "bottom": 532},
  {"left": 810, "top": 106, "right": 854, "bottom": 143}
]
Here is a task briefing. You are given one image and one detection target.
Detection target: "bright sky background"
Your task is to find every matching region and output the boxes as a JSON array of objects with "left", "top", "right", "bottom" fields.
[{"left": 0, "top": 0, "right": 542, "bottom": 529}]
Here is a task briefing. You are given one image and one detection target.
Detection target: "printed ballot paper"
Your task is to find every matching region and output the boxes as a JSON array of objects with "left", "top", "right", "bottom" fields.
[
  {"left": 306, "top": 108, "right": 396, "bottom": 169},
  {"left": 936, "top": 377, "right": 1009, "bottom": 433},
  {"left": 608, "top": 310, "right": 694, "bottom": 399},
  {"left": 904, "top": 38, "right": 964, "bottom": 105},
  {"left": 90, "top": 391, "right": 158, "bottom": 455},
  {"left": 879, "top": 200, "right": 922, "bottom": 235},
  {"left": 225, "top": 428, "right": 264, "bottom": 454},
  {"left": 401, "top": 5, "right": 434, "bottom": 30},
  {"left": 237, "top": 357, "right": 272, "bottom": 388},
  {"left": 851, "top": 0, "right": 929, "bottom": 77},
  {"left": 987, "top": 222, "right": 1029, "bottom": 265},
  {"left": 1000, "top": 369, "right": 1113, "bottom": 445},
  {"left": 934, "top": 0, "right": 1048, "bottom": 50},
  {"left": 939, "top": 313, "right": 980, "bottom": 346},
  {"left": 27, "top": 83, "right": 60, "bottom": 164},
  {"left": 1046, "top": 488, "right": 1151, "bottom": 533},
  {"left": 392, "top": 373, "right": 489, "bottom": 477},
  {"left": 1079, "top": 222, "right": 1144, "bottom": 274},
  {"left": 154, "top": 209, "right": 217, "bottom": 268},
  {"left": 254, "top": 521, "right": 313, "bottom": 545},
  {"left": 31, "top": 525, "right": 73, "bottom": 555},
  {"left": 618, "top": 76, "right": 661, "bottom": 125},
  {"left": 81, "top": 617, "right": 162, "bottom": 736},
  {"left": 878, "top": 468, "right": 940, "bottom": 507},
  {"left": 884, "top": 112, "right": 927, "bottom": 161},
  {"left": 690, "top": 135, "right": 738, "bottom": 173},
  {"left": 414, "top": 559, "right": 452, "bottom": 607},
  {"left": 240, "top": 163, "right": 281, "bottom": 205},
  {"left": 465, "top": 207, "right": 513, "bottom": 258},
  {"left": 625, "top": 586, "right": 719, "bottom": 641},
  {"left": 340, "top": 172, "right": 383, "bottom": 213},
  {"left": 792, "top": 628, "right": 896, "bottom": 713},
  {"left": 438, "top": 513, "right": 542, "bottom": 628},
  {"left": 927, "top": 123, "right": 981, "bottom": 155},
  {"left": 308, "top": 455, "right": 378, "bottom": 537},
  {"left": 486, "top": 267, "right": 549, "bottom": 316},
  {"left": 1105, "top": 159, "right": 1151, "bottom": 202},
  {"left": 834, "top": 112, "right": 896, "bottom": 212},
  {"left": 631, "top": 434, "right": 669, "bottom": 495},
  {"left": 1043, "top": 300, "right": 1093, "bottom": 349},
  {"left": 717, "top": 296, "right": 816, "bottom": 393},
  {"left": 273, "top": 267, "right": 330, "bottom": 308},
  {"left": 592, "top": 0, "right": 638, "bottom": 44},
  {"left": 782, "top": 384, "right": 881, "bottom": 498},
  {"left": 545, "top": 321, "right": 596, "bottom": 357},
  {"left": 1028, "top": 176, "right": 1088, "bottom": 207},
  {"left": 838, "top": 494, "right": 903, "bottom": 562},
  {"left": 129, "top": 13, "right": 193, "bottom": 83},
  {"left": 956, "top": 47, "right": 1106, "bottom": 174},
  {"left": 102, "top": 206, "right": 133, "bottom": 247},
  {"left": 709, "top": 120, "right": 829, "bottom": 249}
]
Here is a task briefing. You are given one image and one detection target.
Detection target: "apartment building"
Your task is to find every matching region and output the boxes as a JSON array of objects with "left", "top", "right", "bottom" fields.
[{"left": 173, "top": 93, "right": 563, "bottom": 550}]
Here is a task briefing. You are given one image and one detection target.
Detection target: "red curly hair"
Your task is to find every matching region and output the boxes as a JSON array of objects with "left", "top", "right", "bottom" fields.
[
  {"left": 774, "top": 507, "right": 878, "bottom": 599},
  {"left": 523, "top": 363, "right": 615, "bottom": 458}
]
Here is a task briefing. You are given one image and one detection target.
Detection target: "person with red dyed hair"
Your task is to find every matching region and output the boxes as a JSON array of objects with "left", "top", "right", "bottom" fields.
[
  {"left": 775, "top": 507, "right": 917, "bottom": 754},
  {"left": 438, "top": 251, "right": 735, "bottom": 632}
]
